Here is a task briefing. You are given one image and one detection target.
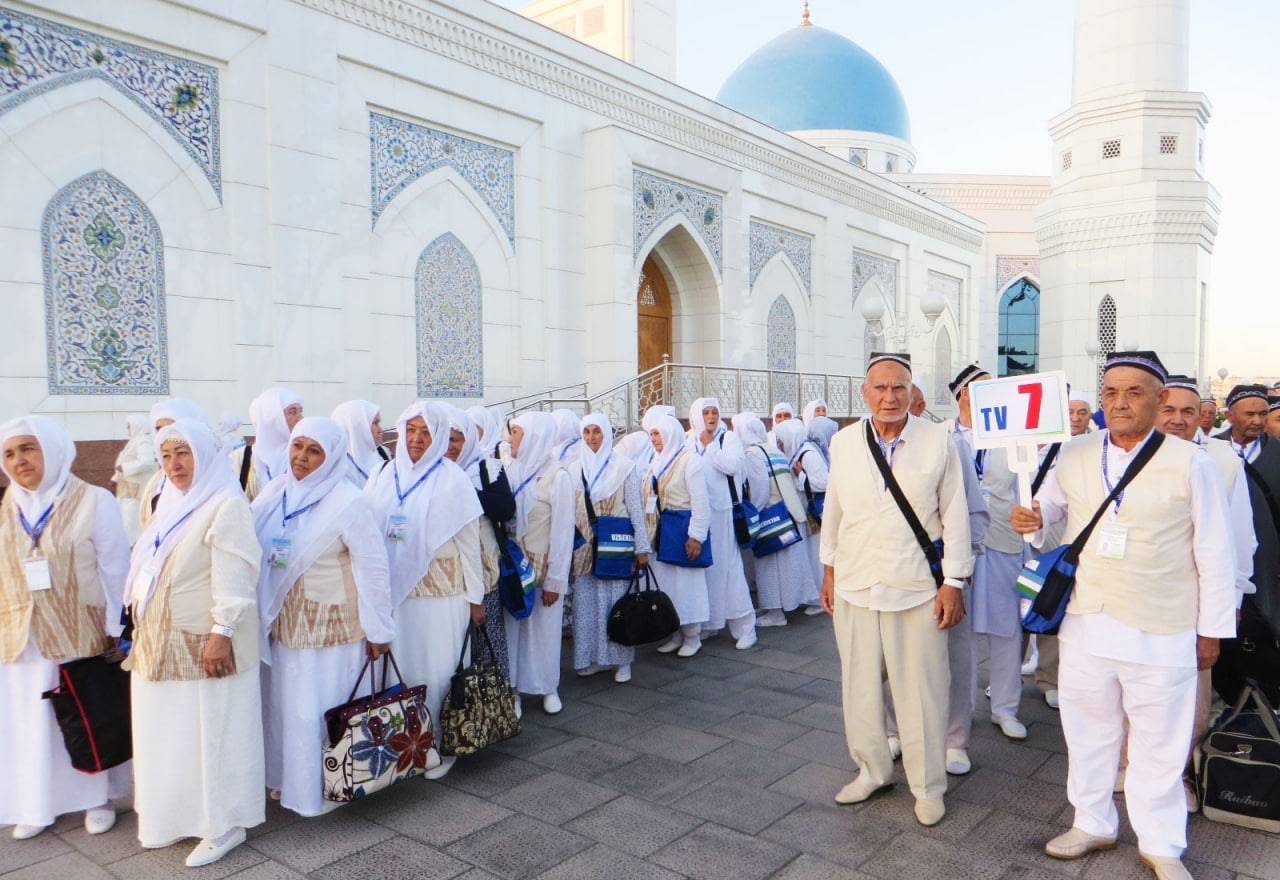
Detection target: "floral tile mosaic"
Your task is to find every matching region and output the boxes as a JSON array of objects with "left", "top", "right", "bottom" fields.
[
  {"left": 749, "top": 220, "right": 811, "bottom": 296},
  {"left": 416, "top": 232, "right": 482, "bottom": 398},
  {"left": 42, "top": 170, "right": 169, "bottom": 395},
  {"left": 369, "top": 111, "right": 515, "bottom": 241},
  {"left": 766, "top": 296, "right": 797, "bottom": 371},
  {"left": 850, "top": 248, "right": 896, "bottom": 301},
  {"left": 632, "top": 170, "right": 722, "bottom": 271},
  {"left": 996, "top": 254, "right": 1040, "bottom": 290},
  {"left": 0, "top": 6, "right": 221, "bottom": 197}
]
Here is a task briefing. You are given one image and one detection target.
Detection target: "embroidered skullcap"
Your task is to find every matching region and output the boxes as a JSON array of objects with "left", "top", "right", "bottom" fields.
[
  {"left": 948, "top": 363, "right": 990, "bottom": 399},
  {"left": 1103, "top": 350, "right": 1167, "bottom": 384},
  {"left": 1226, "top": 384, "right": 1270, "bottom": 409},
  {"left": 1270, "top": 400, "right": 1280, "bottom": 413},
  {"left": 866, "top": 351, "right": 911, "bottom": 374},
  {"left": 1163, "top": 374, "right": 1199, "bottom": 395}
]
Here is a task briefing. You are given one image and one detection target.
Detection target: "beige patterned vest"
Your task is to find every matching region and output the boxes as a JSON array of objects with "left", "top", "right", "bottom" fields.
[
  {"left": 642, "top": 453, "right": 691, "bottom": 546},
  {"left": 0, "top": 479, "right": 109, "bottom": 663},
  {"left": 137, "top": 468, "right": 164, "bottom": 532},
  {"left": 229, "top": 445, "right": 261, "bottom": 501},
  {"left": 480, "top": 519, "right": 501, "bottom": 593},
  {"left": 518, "top": 467, "right": 561, "bottom": 583},
  {"left": 412, "top": 534, "right": 470, "bottom": 599},
  {"left": 129, "top": 498, "right": 255, "bottom": 681},
  {"left": 273, "top": 537, "right": 364, "bottom": 649}
]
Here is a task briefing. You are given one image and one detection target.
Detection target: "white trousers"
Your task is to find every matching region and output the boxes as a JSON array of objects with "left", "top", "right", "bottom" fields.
[
  {"left": 982, "top": 631, "right": 1024, "bottom": 720},
  {"left": 886, "top": 585, "right": 974, "bottom": 751},
  {"left": 1058, "top": 639, "right": 1197, "bottom": 858}
]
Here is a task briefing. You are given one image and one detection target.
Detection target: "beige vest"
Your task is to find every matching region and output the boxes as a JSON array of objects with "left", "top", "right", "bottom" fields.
[
  {"left": 273, "top": 537, "right": 364, "bottom": 649},
  {"left": 137, "top": 468, "right": 164, "bottom": 532},
  {"left": 517, "top": 467, "right": 562, "bottom": 582},
  {"left": 480, "top": 518, "right": 501, "bottom": 593},
  {"left": 129, "top": 498, "right": 258, "bottom": 681},
  {"left": 1060, "top": 432, "right": 1200, "bottom": 634},
  {"left": 0, "top": 479, "right": 109, "bottom": 663},
  {"left": 411, "top": 534, "right": 470, "bottom": 598},
  {"left": 642, "top": 453, "right": 692, "bottom": 545},
  {"left": 1204, "top": 438, "right": 1242, "bottom": 495}
]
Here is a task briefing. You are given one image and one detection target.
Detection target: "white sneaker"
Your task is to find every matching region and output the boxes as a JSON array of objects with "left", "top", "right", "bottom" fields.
[
  {"left": 993, "top": 715, "right": 1028, "bottom": 741},
  {"left": 185, "top": 828, "right": 246, "bottom": 868},
  {"left": 734, "top": 632, "right": 758, "bottom": 650},
  {"left": 1044, "top": 689, "right": 1059, "bottom": 709},
  {"left": 1021, "top": 646, "right": 1039, "bottom": 676},
  {"left": 656, "top": 633, "right": 683, "bottom": 654},
  {"left": 803, "top": 604, "right": 825, "bottom": 616},
  {"left": 425, "top": 756, "right": 457, "bottom": 780},
  {"left": 677, "top": 639, "right": 702, "bottom": 658},
  {"left": 614, "top": 664, "right": 632, "bottom": 684},
  {"left": 514, "top": 694, "right": 523, "bottom": 720},
  {"left": 84, "top": 807, "right": 116, "bottom": 835},
  {"left": 887, "top": 736, "right": 902, "bottom": 760},
  {"left": 11, "top": 824, "right": 47, "bottom": 840},
  {"left": 945, "top": 748, "right": 972, "bottom": 775},
  {"left": 576, "top": 664, "right": 605, "bottom": 677},
  {"left": 543, "top": 693, "right": 563, "bottom": 715},
  {"left": 756, "top": 609, "right": 788, "bottom": 627}
]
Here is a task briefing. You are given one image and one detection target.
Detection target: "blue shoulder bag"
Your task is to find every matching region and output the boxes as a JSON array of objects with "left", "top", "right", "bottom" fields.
[
  {"left": 752, "top": 458, "right": 805, "bottom": 558},
  {"left": 581, "top": 472, "right": 636, "bottom": 580},
  {"left": 651, "top": 455, "right": 713, "bottom": 568},
  {"left": 1018, "top": 432, "right": 1165, "bottom": 634}
]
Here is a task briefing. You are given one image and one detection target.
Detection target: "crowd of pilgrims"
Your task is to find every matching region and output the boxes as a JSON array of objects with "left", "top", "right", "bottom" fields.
[{"left": 0, "top": 389, "right": 849, "bottom": 867}]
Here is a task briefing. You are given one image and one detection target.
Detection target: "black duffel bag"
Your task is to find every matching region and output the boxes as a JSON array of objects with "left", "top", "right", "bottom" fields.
[
  {"left": 1212, "top": 603, "right": 1280, "bottom": 706},
  {"left": 1194, "top": 682, "right": 1280, "bottom": 833},
  {"left": 41, "top": 654, "right": 132, "bottom": 773},
  {"left": 607, "top": 566, "right": 680, "bottom": 647}
]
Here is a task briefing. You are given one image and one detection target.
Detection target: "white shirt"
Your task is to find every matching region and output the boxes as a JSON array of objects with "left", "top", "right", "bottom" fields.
[
  {"left": 1229, "top": 435, "right": 1262, "bottom": 464},
  {"left": 1035, "top": 430, "right": 1238, "bottom": 667}
]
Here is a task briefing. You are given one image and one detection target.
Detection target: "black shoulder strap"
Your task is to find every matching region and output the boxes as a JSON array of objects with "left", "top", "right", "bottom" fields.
[
  {"left": 580, "top": 471, "right": 599, "bottom": 525},
  {"left": 479, "top": 459, "right": 491, "bottom": 490},
  {"left": 864, "top": 420, "right": 943, "bottom": 585},
  {"left": 1064, "top": 432, "right": 1166, "bottom": 562},
  {"left": 238, "top": 441, "right": 253, "bottom": 490},
  {"left": 377, "top": 445, "right": 390, "bottom": 462},
  {"left": 1031, "top": 443, "right": 1061, "bottom": 497}
]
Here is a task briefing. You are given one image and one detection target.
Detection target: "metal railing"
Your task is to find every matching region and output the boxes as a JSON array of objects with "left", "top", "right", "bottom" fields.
[
  {"left": 488, "top": 382, "right": 588, "bottom": 416},
  {"left": 508, "top": 357, "right": 870, "bottom": 432}
]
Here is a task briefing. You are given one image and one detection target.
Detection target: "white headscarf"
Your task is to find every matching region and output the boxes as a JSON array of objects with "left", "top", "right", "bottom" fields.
[
  {"left": 577, "top": 413, "right": 630, "bottom": 502},
  {"left": 616, "top": 430, "right": 655, "bottom": 470},
  {"left": 363, "top": 402, "right": 480, "bottom": 607},
  {"left": 646, "top": 415, "right": 687, "bottom": 483},
  {"left": 331, "top": 399, "right": 384, "bottom": 484},
  {"left": 465, "top": 406, "right": 502, "bottom": 464},
  {"left": 771, "top": 402, "right": 795, "bottom": 422},
  {"left": 149, "top": 398, "right": 205, "bottom": 429},
  {"left": 801, "top": 400, "right": 829, "bottom": 424},
  {"left": 251, "top": 417, "right": 359, "bottom": 642},
  {"left": 114, "top": 415, "right": 154, "bottom": 478},
  {"left": 732, "top": 412, "right": 768, "bottom": 448},
  {"left": 1, "top": 416, "right": 76, "bottom": 527},
  {"left": 552, "top": 408, "right": 582, "bottom": 462},
  {"left": 1068, "top": 388, "right": 1092, "bottom": 408},
  {"left": 688, "top": 397, "right": 725, "bottom": 443},
  {"left": 248, "top": 388, "right": 303, "bottom": 485},
  {"left": 508, "top": 411, "right": 559, "bottom": 538},
  {"left": 807, "top": 416, "right": 839, "bottom": 463},
  {"left": 642, "top": 405, "right": 677, "bottom": 431},
  {"left": 126, "top": 419, "right": 247, "bottom": 617},
  {"left": 774, "top": 419, "right": 810, "bottom": 465}
]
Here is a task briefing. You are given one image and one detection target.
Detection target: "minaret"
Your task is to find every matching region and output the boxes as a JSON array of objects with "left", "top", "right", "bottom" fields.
[{"left": 1033, "top": 0, "right": 1219, "bottom": 393}]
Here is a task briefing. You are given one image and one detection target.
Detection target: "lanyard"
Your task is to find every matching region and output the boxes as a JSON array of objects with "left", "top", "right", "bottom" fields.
[
  {"left": 19, "top": 503, "right": 55, "bottom": 551},
  {"left": 153, "top": 508, "right": 196, "bottom": 554},
  {"left": 695, "top": 430, "right": 723, "bottom": 456},
  {"left": 558, "top": 438, "right": 580, "bottom": 461},
  {"left": 281, "top": 491, "right": 324, "bottom": 527},
  {"left": 394, "top": 459, "right": 443, "bottom": 506},
  {"left": 513, "top": 470, "right": 540, "bottom": 499},
  {"left": 651, "top": 449, "right": 684, "bottom": 494},
  {"left": 1101, "top": 433, "right": 1129, "bottom": 514},
  {"left": 974, "top": 449, "right": 987, "bottom": 480},
  {"left": 1234, "top": 438, "right": 1260, "bottom": 463},
  {"left": 586, "top": 454, "right": 613, "bottom": 493},
  {"left": 346, "top": 453, "right": 368, "bottom": 481}
]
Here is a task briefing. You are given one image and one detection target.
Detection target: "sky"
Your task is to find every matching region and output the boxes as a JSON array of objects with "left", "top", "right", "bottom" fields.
[{"left": 496, "top": 0, "right": 1280, "bottom": 377}]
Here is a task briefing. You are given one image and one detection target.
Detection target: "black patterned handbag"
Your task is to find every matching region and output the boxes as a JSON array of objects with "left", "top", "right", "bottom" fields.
[{"left": 439, "top": 623, "right": 521, "bottom": 756}]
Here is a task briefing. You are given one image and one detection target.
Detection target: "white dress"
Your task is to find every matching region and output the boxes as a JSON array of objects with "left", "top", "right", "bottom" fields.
[
  {"left": 743, "top": 446, "right": 815, "bottom": 612},
  {"left": 689, "top": 433, "right": 756, "bottom": 635},
  {"left": 0, "top": 488, "right": 131, "bottom": 828},
  {"left": 647, "top": 455, "right": 711, "bottom": 627},
  {"left": 113, "top": 436, "right": 157, "bottom": 545}
]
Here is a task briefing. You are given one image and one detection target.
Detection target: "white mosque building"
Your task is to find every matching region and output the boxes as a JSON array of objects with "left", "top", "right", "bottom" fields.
[{"left": 0, "top": 0, "right": 1218, "bottom": 445}]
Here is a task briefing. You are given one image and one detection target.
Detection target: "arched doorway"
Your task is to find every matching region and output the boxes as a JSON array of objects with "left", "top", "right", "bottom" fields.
[{"left": 637, "top": 254, "right": 672, "bottom": 373}]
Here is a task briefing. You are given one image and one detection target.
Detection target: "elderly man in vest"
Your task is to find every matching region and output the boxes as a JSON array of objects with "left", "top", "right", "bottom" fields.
[
  {"left": 1012, "top": 352, "right": 1236, "bottom": 880},
  {"left": 820, "top": 352, "right": 972, "bottom": 827},
  {"left": 1157, "top": 374, "right": 1257, "bottom": 808}
]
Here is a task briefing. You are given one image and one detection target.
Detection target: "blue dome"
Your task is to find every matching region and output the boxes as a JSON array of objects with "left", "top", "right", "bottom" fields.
[{"left": 716, "top": 25, "right": 911, "bottom": 142}]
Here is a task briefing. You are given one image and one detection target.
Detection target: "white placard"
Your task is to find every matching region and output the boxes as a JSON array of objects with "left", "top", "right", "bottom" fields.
[{"left": 966, "top": 371, "right": 1071, "bottom": 451}]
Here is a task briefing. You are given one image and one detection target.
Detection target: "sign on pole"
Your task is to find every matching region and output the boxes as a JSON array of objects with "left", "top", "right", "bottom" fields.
[{"left": 967, "top": 371, "right": 1071, "bottom": 542}]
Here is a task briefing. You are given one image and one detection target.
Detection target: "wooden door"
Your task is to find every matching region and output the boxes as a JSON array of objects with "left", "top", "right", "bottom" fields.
[{"left": 637, "top": 255, "right": 672, "bottom": 373}]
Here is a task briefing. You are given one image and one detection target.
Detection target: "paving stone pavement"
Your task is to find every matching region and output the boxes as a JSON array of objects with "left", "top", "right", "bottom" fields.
[{"left": 3, "top": 613, "right": 1277, "bottom": 879}]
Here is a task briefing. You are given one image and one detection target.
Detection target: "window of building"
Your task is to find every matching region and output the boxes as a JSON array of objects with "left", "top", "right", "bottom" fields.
[
  {"left": 1102, "top": 138, "right": 1121, "bottom": 160},
  {"left": 1097, "top": 294, "right": 1117, "bottom": 391},
  {"left": 1061, "top": 150, "right": 1072, "bottom": 171},
  {"left": 1160, "top": 134, "right": 1178, "bottom": 155},
  {"left": 766, "top": 295, "right": 797, "bottom": 371},
  {"left": 997, "top": 278, "right": 1040, "bottom": 377},
  {"left": 416, "top": 232, "right": 483, "bottom": 397},
  {"left": 850, "top": 148, "right": 867, "bottom": 168}
]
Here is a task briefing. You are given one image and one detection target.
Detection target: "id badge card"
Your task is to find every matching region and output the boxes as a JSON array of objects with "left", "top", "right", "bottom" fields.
[
  {"left": 387, "top": 514, "right": 409, "bottom": 542},
  {"left": 1096, "top": 522, "right": 1129, "bottom": 560},
  {"left": 23, "top": 556, "right": 52, "bottom": 592},
  {"left": 268, "top": 537, "right": 292, "bottom": 569}
]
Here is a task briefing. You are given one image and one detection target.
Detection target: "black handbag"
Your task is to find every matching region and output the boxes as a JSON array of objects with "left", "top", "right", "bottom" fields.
[
  {"left": 1213, "top": 605, "right": 1280, "bottom": 706},
  {"left": 439, "top": 624, "right": 521, "bottom": 756},
  {"left": 607, "top": 566, "right": 680, "bottom": 647},
  {"left": 1195, "top": 682, "right": 1280, "bottom": 832},
  {"left": 41, "top": 654, "right": 132, "bottom": 773}
]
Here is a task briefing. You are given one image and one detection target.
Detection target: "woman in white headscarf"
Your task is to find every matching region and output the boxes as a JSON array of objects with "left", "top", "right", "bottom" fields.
[
  {"left": 217, "top": 411, "right": 244, "bottom": 453},
  {"left": 448, "top": 408, "right": 516, "bottom": 684},
  {"left": 551, "top": 408, "right": 582, "bottom": 463},
  {"left": 644, "top": 414, "right": 712, "bottom": 657},
  {"left": 113, "top": 414, "right": 157, "bottom": 543},
  {"left": 686, "top": 398, "right": 757, "bottom": 651},
  {"left": 235, "top": 388, "right": 304, "bottom": 499},
  {"left": 733, "top": 413, "right": 814, "bottom": 625},
  {"left": 137, "top": 398, "right": 207, "bottom": 533},
  {"left": 124, "top": 419, "right": 263, "bottom": 867},
  {"left": 253, "top": 417, "right": 394, "bottom": 817},
  {"left": 801, "top": 400, "right": 829, "bottom": 424},
  {"left": 331, "top": 400, "right": 387, "bottom": 488},
  {"left": 467, "top": 405, "right": 509, "bottom": 465},
  {"left": 0, "top": 417, "right": 131, "bottom": 840},
  {"left": 774, "top": 419, "right": 824, "bottom": 612},
  {"left": 767, "top": 401, "right": 795, "bottom": 449},
  {"left": 364, "top": 402, "right": 483, "bottom": 779},
  {"left": 570, "top": 414, "right": 652, "bottom": 683},
  {"left": 615, "top": 430, "right": 655, "bottom": 475},
  {"left": 504, "top": 411, "right": 576, "bottom": 715}
]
